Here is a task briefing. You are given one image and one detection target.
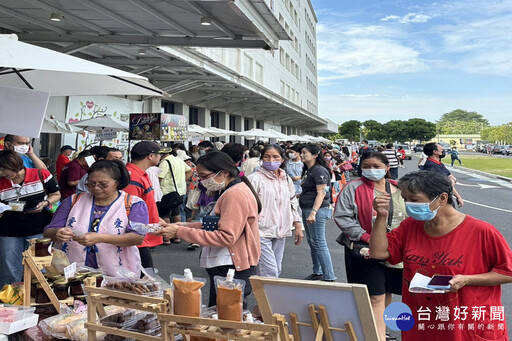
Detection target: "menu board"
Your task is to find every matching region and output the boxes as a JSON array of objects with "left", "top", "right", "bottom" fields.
[
  {"left": 161, "top": 113, "right": 187, "bottom": 141},
  {"left": 129, "top": 113, "right": 161, "bottom": 140}
]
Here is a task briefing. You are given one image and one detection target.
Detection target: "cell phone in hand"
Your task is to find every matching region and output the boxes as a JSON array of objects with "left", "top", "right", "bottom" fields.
[{"left": 427, "top": 275, "right": 453, "bottom": 290}]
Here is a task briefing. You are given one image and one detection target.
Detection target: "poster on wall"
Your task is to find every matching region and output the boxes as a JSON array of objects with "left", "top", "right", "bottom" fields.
[
  {"left": 129, "top": 113, "right": 161, "bottom": 140},
  {"left": 64, "top": 96, "right": 142, "bottom": 151},
  {"left": 161, "top": 113, "right": 188, "bottom": 141}
]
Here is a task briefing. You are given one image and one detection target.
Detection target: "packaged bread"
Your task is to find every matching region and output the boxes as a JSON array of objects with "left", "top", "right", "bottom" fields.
[{"left": 102, "top": 276, "right": 162, "bottom": 296}]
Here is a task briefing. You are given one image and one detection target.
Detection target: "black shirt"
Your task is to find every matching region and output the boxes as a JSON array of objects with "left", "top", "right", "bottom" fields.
[
  {"left": 422, "top": 159, "right": 451, "bottom": 176},
  {"left": 299, "top": 164, "right": 331, "bottom": 209}
]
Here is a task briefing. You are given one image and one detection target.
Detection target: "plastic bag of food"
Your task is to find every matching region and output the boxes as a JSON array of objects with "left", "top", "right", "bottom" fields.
[
  {"left": 102, "top": 276, "right": 162, "bottom": 296},
  {"left": 170, "top": 269, "right": 206, "bottom": 317},
  {"left": 49, "top": 249, "right": 70, "bottom": 274},
  {"left": 215, "top": 269, "right": 245, "bottom": 322},
  {"left": 39, "top": 308, "right": 86, "bottom": 339},
  {"left": 68, "top": 305, "right": 125, "bottom": 341}
]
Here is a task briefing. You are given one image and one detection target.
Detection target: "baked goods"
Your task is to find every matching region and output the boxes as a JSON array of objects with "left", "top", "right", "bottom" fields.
[{"left": 103, "top": 279, "right": 160, "bottom": 296}]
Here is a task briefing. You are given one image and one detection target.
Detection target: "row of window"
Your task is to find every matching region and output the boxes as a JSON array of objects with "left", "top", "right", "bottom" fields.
[
  {"left": 243, "top": 53, "right": 264, "bottom": 84},
  {"left": 280, "top": 80, "right": 300, "bottom": 105},
  {"left": 306, "top": 53, "right": 316, "bottom": 74},
  {"left": 278, "top": 14, "right": 300, "bottom": 54},
  {"left": 279, "top": 47, "right": 300, "bottom": 80},
  {"left": 304, "top": 31, "right": 316, "bottom": 56},
  {"left": 283, "top": 0, "right": 299, "bottom": 27},
  {"left": 305, "top": 8, "right": 315, "bottom": 34},
  {"left": 306, "top": 76, "right": 317, "bottom": 95},
  {"left": 307, "top": 100, "right": 317, "bottom": 115}
]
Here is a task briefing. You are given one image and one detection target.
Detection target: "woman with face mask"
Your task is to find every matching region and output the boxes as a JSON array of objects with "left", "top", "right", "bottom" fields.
[
  {"left": 156, "top": 151, "right": 262, "bottom": 307},
  {"left": 333, "top": 151, "right": 407, "bottom": 341},
  {"left": 371, "top": 171, "right": 512, "bottom": 341},
  {"left": 247, "top": 145, "right": 303, "bottom": 278}
]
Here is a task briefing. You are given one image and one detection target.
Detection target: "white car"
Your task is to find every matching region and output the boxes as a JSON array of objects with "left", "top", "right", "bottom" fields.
[{"left": 395, "top": 145, "right": 412, "bottom": 160}]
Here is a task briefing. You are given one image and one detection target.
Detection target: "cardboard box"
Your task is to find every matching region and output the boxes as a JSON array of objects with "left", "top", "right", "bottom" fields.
[{"left": 0, "top": 313, "right": 38, "bottom": 335}]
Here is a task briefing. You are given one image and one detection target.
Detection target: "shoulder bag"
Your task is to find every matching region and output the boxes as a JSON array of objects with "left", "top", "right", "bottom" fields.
[{"left": 159, "top": 160, "right": 183, "bottom": 212}]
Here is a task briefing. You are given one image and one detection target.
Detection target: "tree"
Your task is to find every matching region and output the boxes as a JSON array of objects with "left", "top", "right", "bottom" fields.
[
  {"left": 382, "top": 120, "right": 409, "bottom": 142},
  {"left": 481, "top": 123, "right": 512, "bottom": 144},
  {"left": 362, "top": 120, "right": 384, "bottom": 141},
  {"left": 405, "top": 118, "right": 437, "bottom": 142},
  {"left": 338, "top": 120, "right": 361, "bottom": 142},
  {"left": 437, "top": 109, "right": 489, "bottom": 134}
]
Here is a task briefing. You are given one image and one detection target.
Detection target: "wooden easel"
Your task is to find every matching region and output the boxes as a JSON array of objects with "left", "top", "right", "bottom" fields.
[
  {"left": 22, "top": 242, "right": 73, "bottom": 313},
  {"left": 159, "top": 313, "right": 289, "bottom": 341},
  {"left": 289, "top": 304, "right": 357, "bottom": 341}
]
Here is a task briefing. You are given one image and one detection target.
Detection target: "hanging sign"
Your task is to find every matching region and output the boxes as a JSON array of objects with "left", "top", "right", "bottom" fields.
[
  {"left": 161, "top": 113, "right": 188, "bottom": 141},
  {"left": 129, "top": 113, "right": 161, "bottom": 140}
]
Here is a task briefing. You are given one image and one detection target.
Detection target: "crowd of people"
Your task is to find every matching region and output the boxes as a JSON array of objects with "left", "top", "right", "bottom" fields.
[{"left": 0, "top": 134, "right": 511, "bottom": 341}]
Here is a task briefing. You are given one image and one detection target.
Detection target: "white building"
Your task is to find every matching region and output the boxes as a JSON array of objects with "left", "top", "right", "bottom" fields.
[{"left": 1, "top": 0, "right": 336, "bottom": 163}]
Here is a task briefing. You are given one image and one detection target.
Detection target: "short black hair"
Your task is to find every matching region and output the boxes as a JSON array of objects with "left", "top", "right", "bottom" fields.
[
  {"left": 423, "top": 142, "right": 438, "bottom": 157},
  {"left": 90, "top": 146, "right": 110, "bottom": 159},
  {"left": 198, "top": 141, "right": 214, "bottom": 149},
  {"left": 386, "top": 143, "right": 393, "bottom": 149},
  {"left": 249, "top": 147, "right": 261, "bottom": 158},
  {"left": 220, "top": 143, "right": 245, "bottom": 164},
  {"left": 399, "top": 171, "right": 453, "bottom": 204},
  {"left": 88, "top": 159, "right": 130, "bottom": 190},
  {"left": 76, "top": 150, "right": 92, "bottom": 159}
]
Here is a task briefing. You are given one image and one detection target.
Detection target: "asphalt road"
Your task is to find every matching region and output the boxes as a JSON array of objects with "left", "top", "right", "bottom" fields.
[{"left": 151, "top": 157, "right": 512, "bottom": 338}]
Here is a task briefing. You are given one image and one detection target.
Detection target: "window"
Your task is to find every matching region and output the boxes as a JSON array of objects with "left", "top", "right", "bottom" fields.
[
  {"left": 255, "top": 62, "right": 263, "bottom": 83},
  {"left": 280, "top": 80, "right": 285, "bottom": 96},
  {"left": 210, "top": 111, "right": 220, "bottom": 128},
  {"left": 161, "top": 101, "right": 175, "bottom": 114},
  {"left": 189, "top": 106, "right": 199, "bottom": 125},
  {"left": 243, "top": 53, "right": 253, "bottom": 77}
]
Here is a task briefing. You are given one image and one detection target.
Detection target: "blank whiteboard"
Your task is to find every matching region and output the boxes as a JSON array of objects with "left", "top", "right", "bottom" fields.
[{"left": 251, "top": 276, "right": 378, "bottom": 341}]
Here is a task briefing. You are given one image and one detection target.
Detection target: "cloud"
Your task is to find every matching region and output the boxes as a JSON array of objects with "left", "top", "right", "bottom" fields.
[
  {"left": 381, "top": 13, "right": 433, "bottom": 24},
  {"left": 316, "top": 23, "right": 427, "bottom": 80},
  {"left": 318, "top": 94, "right": 512, "bottom": 125}
]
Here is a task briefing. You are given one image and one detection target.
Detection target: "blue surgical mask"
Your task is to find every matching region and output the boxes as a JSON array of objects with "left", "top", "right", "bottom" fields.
[
  {"left": 362, "top": 169, "right": 386, "bottom": 181},
  {"left": 405, "top": 196, "right": 440, "bottom": 221}
]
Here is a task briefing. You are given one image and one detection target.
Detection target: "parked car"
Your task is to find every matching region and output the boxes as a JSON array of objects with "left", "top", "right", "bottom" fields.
[
  {"left": 439, "top": 142, "right": 452, "bottom": 153},
  {"left": 395, "top": 144, "right": 412, "bottom": 160},
  {"left": 414, "top": 144, "right": 424, "bottom": 153},
  {"left": 504, "top": 145, "right": 512, "bottom": 156},
  {"left": 492, "top": 145, "right": 505, "bottom": 154}
]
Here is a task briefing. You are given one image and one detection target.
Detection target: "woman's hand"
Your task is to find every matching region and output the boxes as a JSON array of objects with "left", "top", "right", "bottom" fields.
[
  {"left": 373, "top": 193, "right": 391, "bottom": 216},
  {"left": 25, "top": 201, "right": 48, "bottom": 214},
  {"left": 294, "top": 223, "right": 303, "bottom": 246},
  {"left": 448, "top": 274, "right": 469, "bottom": 292},
  {"left": 73, "top": 233, "right": 102, "bottom": 246},
  {"left": 306, "top": 211, "right": 316, "bottom": 225},
  {"left": 154, "top": 224, "right": 180, "bottom": 240},
  {"left": 55, "top": 227, "right": 75, "bottom": 242}
]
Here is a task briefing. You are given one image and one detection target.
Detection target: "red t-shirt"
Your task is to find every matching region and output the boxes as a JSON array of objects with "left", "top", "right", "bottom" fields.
[
  {"left": 387, "top": 215, "right": 512, "bottom": 341},
  {"left": 59, "top": 159, "right": 88, "bottom": 199},
  {"left": 55, "top": 154, "right": 70, "bottom": 181},
  {"left": 124, "top": 163, "right": 162, "bottom": 248}
]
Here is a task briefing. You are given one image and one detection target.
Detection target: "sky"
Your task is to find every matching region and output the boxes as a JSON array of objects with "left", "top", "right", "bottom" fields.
[{"left": 311, "top": 0, "right": 512, "bottom": 126}]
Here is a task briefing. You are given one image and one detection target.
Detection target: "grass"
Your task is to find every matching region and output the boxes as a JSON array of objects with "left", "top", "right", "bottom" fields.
[{"left": 448, "top": 155, "right": 512, "bottom": 178}]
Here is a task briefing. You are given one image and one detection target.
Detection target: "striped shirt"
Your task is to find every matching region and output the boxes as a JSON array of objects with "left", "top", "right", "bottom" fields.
[{"left": 382, "top": 149, "right": 399, "bottom": 168}]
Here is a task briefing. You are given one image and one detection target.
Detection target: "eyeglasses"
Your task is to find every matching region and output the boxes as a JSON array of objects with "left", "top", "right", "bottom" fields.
[
  {"left": 86, "top": 181, "right": 115, "bottom": 189},
  {"left": 197, "top": 172, "right": 214, "bottom": 180}
]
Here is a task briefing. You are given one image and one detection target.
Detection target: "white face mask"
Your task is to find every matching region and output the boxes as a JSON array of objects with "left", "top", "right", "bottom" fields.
[
  {"left": 13, "top": 145, "right": 29, "bottom": 155},
  {"left": 200, "top": 171, "right": 226, "bottom": 192}
]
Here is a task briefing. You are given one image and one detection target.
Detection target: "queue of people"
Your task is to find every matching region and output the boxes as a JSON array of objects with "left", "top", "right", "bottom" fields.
[{"left": 0, "top": 136, "right": 511, "bottom": 341}]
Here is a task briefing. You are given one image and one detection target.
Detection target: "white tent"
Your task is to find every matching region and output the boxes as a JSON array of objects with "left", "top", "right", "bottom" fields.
[
  {"left": 70, "top": 116, "right": 128, "bottom": 132},
  {"left": 0, "top": 34, "right": 163, "bottom": 97},
  {"left": 288, "top": 134, "right": 311, "bottom": 142},
  {"left": 42, "top": 116, "right": 82, "bottom": 134},
  {"left": 265, "top": 128, "right": 291, "bottom": 141},
  {"left": 238, "top": 128, "right": 275, "bottom": 139}
]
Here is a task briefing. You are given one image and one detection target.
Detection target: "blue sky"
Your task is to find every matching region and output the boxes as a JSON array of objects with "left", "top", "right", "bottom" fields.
[{"left": 311, "top": 0, "right": 512, "bottom": 125}]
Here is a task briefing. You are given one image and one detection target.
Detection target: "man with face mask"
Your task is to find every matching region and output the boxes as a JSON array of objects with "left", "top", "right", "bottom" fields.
[
  {"left": 422, "top": 142, "right": 464, "bottom": 207},
  {"left": 3, "top": 135, "right": 47, "bottom": 169}
]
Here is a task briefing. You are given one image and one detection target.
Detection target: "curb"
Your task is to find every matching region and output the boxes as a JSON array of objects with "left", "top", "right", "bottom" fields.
[{"left": 412, "top": 154, "right": 512, "bottom": 183}]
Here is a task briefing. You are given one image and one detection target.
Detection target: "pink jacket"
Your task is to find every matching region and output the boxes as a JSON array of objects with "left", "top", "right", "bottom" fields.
[
  {"left": 177, "top": 182, "right": 260, "bottom": 271},
  {"left": 248, "top": 168, "right": 301, "bottom": 239}
]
